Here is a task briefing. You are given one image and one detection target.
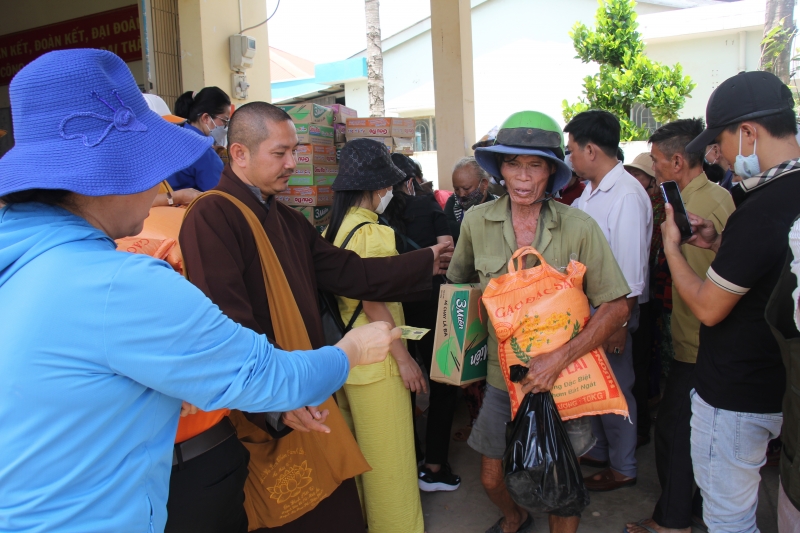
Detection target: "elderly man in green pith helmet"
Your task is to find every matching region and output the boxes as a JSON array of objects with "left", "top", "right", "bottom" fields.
[{"left": 447, "top": 111, "right": 632, "bottom": 533}]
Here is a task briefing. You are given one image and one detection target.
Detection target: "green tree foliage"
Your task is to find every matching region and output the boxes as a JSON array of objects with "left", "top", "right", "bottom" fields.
[
  {"left": 563, "top": 0, "right": 696, "bottom": 141},
  {"left": 760, "top": 17, "right": 797, "bottom": 80}
]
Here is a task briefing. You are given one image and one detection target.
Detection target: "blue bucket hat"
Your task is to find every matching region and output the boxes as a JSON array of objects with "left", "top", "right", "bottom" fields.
[{"left": 0, "top": 49, "right": 213, "bottom": 197}]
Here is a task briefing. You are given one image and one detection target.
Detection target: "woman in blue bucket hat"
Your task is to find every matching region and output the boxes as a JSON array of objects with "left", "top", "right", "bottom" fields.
[{"left": 0, "top": 49, "right": 399, "bottom": 533}]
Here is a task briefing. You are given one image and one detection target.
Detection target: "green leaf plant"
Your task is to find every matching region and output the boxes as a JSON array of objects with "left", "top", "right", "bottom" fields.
[{"left": 563, "top": 0, "right": 696, "bottom": 140}]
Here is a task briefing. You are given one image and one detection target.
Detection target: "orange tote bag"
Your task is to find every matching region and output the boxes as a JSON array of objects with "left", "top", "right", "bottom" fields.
[{"left": 482, "top": 247, "right": 629, "bottom": 421}]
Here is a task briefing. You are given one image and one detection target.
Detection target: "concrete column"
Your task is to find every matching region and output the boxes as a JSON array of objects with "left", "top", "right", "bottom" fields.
[
  {"left": 178, "top": 0, "right": 271, "bottom": 104},
  {"left": 430, "top": 0, "right": 475, "bottom": 191}
]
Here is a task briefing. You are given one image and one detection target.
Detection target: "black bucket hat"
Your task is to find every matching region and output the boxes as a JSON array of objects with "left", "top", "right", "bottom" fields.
[
  {"left": 332, "top": 138, "right": 406, "bottom": 191},
  {"left": 390, "top": 153, "right": 419, "bottom": 183},
  {"left": 687, "top": 71, "right": 795, "bottom": 152}
]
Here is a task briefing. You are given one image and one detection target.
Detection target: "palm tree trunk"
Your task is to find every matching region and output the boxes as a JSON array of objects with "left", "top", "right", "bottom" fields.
[
  {"left": 365, "top": 0, "right": 385, "bottom": 117},
  {"left": 760, "top": 0, "right": 796, "bottom": 84}
]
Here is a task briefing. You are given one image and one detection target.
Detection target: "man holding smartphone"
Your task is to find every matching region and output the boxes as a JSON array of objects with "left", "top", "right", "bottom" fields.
[
  {"left": 625, "top": 119, "right": 734, "bottom": 533},
  {"left": 661, "top": 71, "right": 800, "bottom": 533}
]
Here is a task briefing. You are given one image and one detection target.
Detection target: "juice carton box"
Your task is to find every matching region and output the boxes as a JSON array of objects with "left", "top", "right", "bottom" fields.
[
  {"left": 431, "top": 284, "right": 489, "bottom": 386},
  {"left": 278, "top": 104, "right": 333, "bottom": 126}
]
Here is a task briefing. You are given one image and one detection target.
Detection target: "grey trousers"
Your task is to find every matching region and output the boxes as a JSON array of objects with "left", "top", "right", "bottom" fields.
[{"left": 587, "top": 304, "right": 639, "bottom": 478}]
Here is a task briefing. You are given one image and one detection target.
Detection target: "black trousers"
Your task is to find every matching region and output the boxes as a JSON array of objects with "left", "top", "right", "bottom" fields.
[
  {"left": 631, "top": 300, "right": 653, "bottom": 437},
  {"left": 652, "top": 359, "right": 702, "bottom": 529},
  {"left": 165, "top": 433, "right": 250, "bottom": 533},
  {"left": 405, "top": 298, "right": 459, "bottom": 467}
]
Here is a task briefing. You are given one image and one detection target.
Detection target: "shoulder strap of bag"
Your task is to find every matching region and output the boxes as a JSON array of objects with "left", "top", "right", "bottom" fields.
[
  {"left": 184, "top": 191, "right": 313, "bottom": 350},
  {"left": 342, "top": 221, "right": 371, "bottom": 248},
  {"left": 337, "top": 221, "right": 373, "bottom": 331}
]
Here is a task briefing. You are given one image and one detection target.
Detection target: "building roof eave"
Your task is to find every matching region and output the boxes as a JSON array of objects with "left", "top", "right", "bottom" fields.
[{"left": 639, "top": 0, "right": 765, "bottom": 41}]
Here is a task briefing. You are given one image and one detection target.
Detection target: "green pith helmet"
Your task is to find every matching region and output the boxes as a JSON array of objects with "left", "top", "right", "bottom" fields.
[
  {"left": 473, "top": 110, "right": 572, "bottom": 194},
  {"left": 496, "top": 111, "right": 566, "bottom": 161}
]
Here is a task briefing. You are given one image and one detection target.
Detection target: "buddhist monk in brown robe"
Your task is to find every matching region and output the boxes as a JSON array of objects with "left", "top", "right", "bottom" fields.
[{"left": 171, "top": 102, "right": 451, "bottom": 533}]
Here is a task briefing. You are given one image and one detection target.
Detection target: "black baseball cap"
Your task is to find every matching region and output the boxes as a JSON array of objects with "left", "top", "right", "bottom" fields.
[{"left": 686, "top": 71, "right": 795, "bottom": 152}]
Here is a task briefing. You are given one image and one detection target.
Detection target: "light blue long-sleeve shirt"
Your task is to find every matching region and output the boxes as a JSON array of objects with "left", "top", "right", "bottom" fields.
[{"left": 0, "top": 203, "right": 350, "bottom": 533}]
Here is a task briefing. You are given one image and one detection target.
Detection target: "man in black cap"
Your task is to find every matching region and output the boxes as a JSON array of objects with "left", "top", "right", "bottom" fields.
[{"left": 660, "top": 71, "right": 800, "bottom": 533}]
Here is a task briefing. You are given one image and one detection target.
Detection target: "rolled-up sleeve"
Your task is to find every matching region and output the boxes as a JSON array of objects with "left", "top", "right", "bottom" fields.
[
  {"left": 102, "top": 255, "right": 350, "bottom": 413},
  {"left": 447, "top": 215, "right": 476, "bottom": 283}
]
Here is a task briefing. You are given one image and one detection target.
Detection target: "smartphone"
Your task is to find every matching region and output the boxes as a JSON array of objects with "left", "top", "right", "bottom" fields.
[{"left": 660, "top": 181, "right": 693, "bottom": 243}]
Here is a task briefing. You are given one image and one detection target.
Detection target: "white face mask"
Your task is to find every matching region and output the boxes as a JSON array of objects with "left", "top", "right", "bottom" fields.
[
  {"left": 375, "top": 189, "right": 394, "bottom": 214},
  {"left": 204, "top": 116, "right": 228, "bottom": 147},
  {"left": 733, "top": 127, "right": 760, "bottom": 179}
]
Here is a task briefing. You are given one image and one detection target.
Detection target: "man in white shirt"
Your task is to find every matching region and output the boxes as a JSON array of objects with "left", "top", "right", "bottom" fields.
[
  {"left": 566, "top": 110, "right": 653, "bottom": 491},
  {"left": 791, "top": 219, "right": 800, "bottom": 332}
]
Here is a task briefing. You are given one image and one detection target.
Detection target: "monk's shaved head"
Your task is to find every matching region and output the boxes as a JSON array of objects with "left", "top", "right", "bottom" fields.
[{"left": 227, "top": 101, "right": 293, "bottom": 151}]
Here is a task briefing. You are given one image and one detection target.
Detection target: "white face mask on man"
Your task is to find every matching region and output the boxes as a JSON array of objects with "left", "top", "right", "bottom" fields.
[
  {"left": 733, "top": 127, "right": 760, "bottom": 179},
  {"left": 375, "top": 189, "right": 394, "bottom": 214}
]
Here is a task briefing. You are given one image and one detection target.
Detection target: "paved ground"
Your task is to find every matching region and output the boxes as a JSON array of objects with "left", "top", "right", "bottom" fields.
[{"left": 416, "top": 396, "right": 780, "bottom": 533}]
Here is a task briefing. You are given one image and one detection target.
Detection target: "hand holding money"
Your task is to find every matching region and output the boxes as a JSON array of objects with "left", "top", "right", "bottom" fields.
[
  {"left": 398, "top": 326, "right": 431, "bottom": 340},
  {"left": 335, "top": 321, "right": 401, "bottom": 368}
]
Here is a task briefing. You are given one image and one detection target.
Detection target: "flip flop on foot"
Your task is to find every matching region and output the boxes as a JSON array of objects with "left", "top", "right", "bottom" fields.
[
  {"left": 623, "top": 518, "right": 691, "bottom": 533},
  {"left": 583, "top": 467, "right": 636, "bottom": 491},
  {"left": 485, "top": 513, "right": 533, "bottom": 533}
]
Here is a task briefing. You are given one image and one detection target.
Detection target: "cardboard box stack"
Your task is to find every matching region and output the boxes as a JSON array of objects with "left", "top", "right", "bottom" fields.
[
  {"left": 277, "top": 104, "right": 339, "bottom": 228},
  {"left": 323, "top": 104, "right": 358, "bottom": 164},
  {"left": 276, "top": 104, "right": 416, "bottom": 229},
  {"left": 345, "top": 117, "right": 416, "bottom": 156}
]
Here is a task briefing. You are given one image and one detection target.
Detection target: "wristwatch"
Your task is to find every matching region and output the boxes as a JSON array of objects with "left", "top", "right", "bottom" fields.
[{"left": 166, "top": 190, "right": 174, "bottom": 206}]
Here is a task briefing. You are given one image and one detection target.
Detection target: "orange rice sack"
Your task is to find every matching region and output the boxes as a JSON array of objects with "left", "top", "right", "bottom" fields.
[
  {"left": 115, "top": 236, "right": 176, "bottom": 261},
  {"left": 114, "top": 206, "right": 186, "bottom": 273},
  {"left": 482, "top": 247, "right": 629, "bottom": 421}
]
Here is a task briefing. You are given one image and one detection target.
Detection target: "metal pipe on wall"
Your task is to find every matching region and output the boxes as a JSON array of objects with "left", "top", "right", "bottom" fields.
[{"left": 739, "top": 30, "right": 747, "bottom": 72}]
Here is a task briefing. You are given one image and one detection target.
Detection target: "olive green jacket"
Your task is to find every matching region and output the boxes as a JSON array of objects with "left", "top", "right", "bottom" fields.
[{"left": 447, "top": 195, "right": 631, "bottom": 391}]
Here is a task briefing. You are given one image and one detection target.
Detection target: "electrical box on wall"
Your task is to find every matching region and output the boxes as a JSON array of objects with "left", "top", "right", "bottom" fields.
[
  {"left": 230, "top": 35, "right": 256, "bottom": 71},
  {"left": 232, "top": 72, "right": 250, "bottom": 100}
]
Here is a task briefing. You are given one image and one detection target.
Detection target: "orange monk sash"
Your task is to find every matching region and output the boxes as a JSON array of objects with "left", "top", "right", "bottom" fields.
[{"left": 184, "top": 191, "right": 369, "bottom": 529}]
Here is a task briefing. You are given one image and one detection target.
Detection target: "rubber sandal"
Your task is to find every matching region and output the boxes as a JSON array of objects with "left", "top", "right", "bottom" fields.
[
  {"left": 485, "top": 513, "right": 533, "bottom": 533},
  {"left": 453, "top": 425, "right": 472, "bottom": 442},
  {"left": 583, "top": 467, "right": 636, "bottom": 492},
  {"left": 622, "top": 519, "right": 659, "bottom": 533}
]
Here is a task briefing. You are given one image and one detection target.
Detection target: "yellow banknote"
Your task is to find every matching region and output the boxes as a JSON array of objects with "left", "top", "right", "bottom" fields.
[{"left": 399, "top": 326, "right": 431, "bottom": 340}]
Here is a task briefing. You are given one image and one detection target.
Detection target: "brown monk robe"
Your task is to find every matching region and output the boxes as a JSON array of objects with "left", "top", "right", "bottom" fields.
[{"left": 179, "top": 164, "right": 433, "bottom": 533}]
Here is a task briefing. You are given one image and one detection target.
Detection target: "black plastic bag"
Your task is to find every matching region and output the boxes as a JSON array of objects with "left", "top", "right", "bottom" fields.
[{"left": 503, "top": 392, "right": 590, "bottom": 515}]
